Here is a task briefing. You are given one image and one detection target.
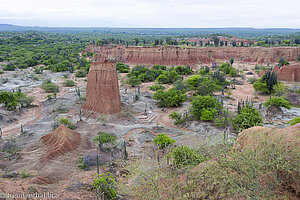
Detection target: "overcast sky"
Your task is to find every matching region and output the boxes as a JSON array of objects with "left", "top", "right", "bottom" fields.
[{"left": 0, "top": 0, "right": 299, "bottom": 28}]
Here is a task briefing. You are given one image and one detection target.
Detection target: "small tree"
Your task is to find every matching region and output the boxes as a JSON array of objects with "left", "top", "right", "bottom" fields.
[
  {"left": 94, "top": 132, "right": 116, "bottom": 150},
  {"left": 153, "top": 133, "right": 175, "bottom": 149}
]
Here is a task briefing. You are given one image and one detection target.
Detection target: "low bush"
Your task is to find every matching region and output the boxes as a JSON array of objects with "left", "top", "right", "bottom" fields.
[
  {"left": 41, "top": 80, "right": 59, "bottom": 93},
  {"left": 58, "top": 118, "right": 76, "bottom": 129},
  {"left": 93, "top": 172, "right": 117, "bottom": 200},
  {"left": 63, "top": 79, "right": 76, "bottom": 87},
  {"left": 169, "top": 111, "right": 186, "bottom": 125},
  {"left": 232, "top": 103, "right": 263, "bottom": 132},
  {"left": 170, "top": 145, "right": 209, "bottom": 168},
  {"left": 93, "top": 132, "right": 116, "bottom": 150},
  {"left": 149, "top": 84, "right": 165, "bottom": 91},
  {"left": 116, "top": 62, "right": 130, "bottom": 73},
  {"left": 153, "top": 88, "right": 186, "bottom": 108},
  {"left": 190, "top": 95, "right": 222, "bottom": 121},
  {"left": 153, "top": 133, "right": 175, "bottom": 149},
  {"left": 75, "top": 69, "right": 87, "bottom": 77},
  {"left": 264, "top": 97, "right": 291, "bottom": 110},
  {"left": 288, "top": 117, "right": 300, "bottom": 125}
]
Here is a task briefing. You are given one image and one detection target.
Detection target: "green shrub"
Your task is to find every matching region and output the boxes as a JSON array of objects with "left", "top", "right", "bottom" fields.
[
  {"left": 264, "top": 97, "right": 291, "bottom": 110},
  {"left": 232, "top": 104, "right": 263, "bottom": 132},
  {"left": 20, "top": 169, "right": 31, "bottom": 179},
  {"left": 78, "top": 156, "right": 88, "bottom": 170},
  {"left": 63, "top": 79, "right": 76, "bottom": 87},
  {"left": 186, "top": 75, "right": 221, "bottom": 96},
  {"left": 18, "top": 95, "right": 35, "bottom": 107},
  {"left": 288, "top": 117, "right": 300, "bottom": 125},
  {"left": 153, "top": 133, "right": 175, "bottom": 149},
  {"left": 175, "top": 65, "right": 193, "bottom": 75},
  {"left": 190, "top": 95, "right": 222, "bottom": 121},
  {"left": 0, "top": 91, "right": 18, "bottom": 110},
  {"left": 156, "top": 70, "right": 179, "bottom": 84},
  {"left": 126, "top": 76, "right": 141, "bottom": 86},
  {"left": 0, "top": 70, "right": 4, "bottom": 74},
  {"left": 149, "top": 84, "right": 165, "bottom": 91},
  {"left": 169, "top": 111, "right": 186, "bottom": 125},
  {"left": 41, "top": 80, "right": 59, "bottom": 93},
  {"left": 93, "top": 132, "right": 116, "bottom": 150},
  {"left": 93, "top": 172, "right": 117, "bottom": 200},
  {"left": 3, "top": 63, "right": 16, "bottom": 71},
  {"left": 229, "top": 68, "right": 238, "bottom": 77},
  {"left": 58, "top": 118, "right": 76, "bottom": 129},
  {"left": 213, "top": 117, "right": 228, "bottom": 128},
  {"left": 75, "top": 69, "right": 87, "bottom": 77},
  {"left": 254, "top": 70, "right": 278, "bottom": 94},
  {"left": 153, "top": 88, "right": 186, "bottom": 108},
  {"left": 116, "top": 62, "right": 130, "bottom": 73},
  {"left": 170, "top": 145, "right": 208, "bottom": 168}
]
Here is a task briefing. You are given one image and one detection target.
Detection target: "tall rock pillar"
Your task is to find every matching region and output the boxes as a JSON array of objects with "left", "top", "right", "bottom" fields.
[{"left": 82, "top": 60, "right": 122, "bottom": 114}]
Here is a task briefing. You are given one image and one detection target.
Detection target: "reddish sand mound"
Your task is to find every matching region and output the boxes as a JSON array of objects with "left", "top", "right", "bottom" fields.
[
  {"left": 40, "top": 124, "right": 81, "bottom": 160},
  {"left": 30, "top": 176, "right": 55, "bottom": 185}
]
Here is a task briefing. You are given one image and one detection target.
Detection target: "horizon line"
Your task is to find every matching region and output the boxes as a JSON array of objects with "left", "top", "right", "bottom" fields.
[{"left": 1, "top": 24, "right": 300, "bottom": 30}]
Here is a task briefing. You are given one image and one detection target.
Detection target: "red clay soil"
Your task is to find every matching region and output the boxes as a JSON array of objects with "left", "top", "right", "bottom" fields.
[
  {"left": 84, "top": 45, "right": 300, "bottom": 65},
  {"left": 258, "top": 63, "right": 300, "bottom": 82},
  {"left": 82, "top": 60, "right": 122, "bottom": 114},
  {"left": 40, "top": 124, "right": 81, "bottom": 161},
  {"left": 29, "top": 176, "right": 56, "bottom": 185}
]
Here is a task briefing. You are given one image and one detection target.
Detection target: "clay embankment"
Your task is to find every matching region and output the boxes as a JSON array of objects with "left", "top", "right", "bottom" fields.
[{"left": 83, "top": 45, "right": 300, "bottom": 65}]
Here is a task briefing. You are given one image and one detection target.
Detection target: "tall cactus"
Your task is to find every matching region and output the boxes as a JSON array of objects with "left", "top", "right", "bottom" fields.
[{"left": 264, "top": 69, "right": 278, "bottom": 94}]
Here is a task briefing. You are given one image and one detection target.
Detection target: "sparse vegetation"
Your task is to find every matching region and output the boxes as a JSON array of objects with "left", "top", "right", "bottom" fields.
[{"left": 41, "top": 79, "right": 59, "bottom": 93}]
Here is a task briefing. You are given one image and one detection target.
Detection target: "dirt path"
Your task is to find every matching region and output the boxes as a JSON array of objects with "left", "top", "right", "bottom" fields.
[{"left": 2, "top": 84, "right": 68, "bottom": 138}]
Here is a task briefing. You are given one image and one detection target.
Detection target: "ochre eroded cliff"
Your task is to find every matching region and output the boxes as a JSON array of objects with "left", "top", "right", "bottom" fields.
[
  {"left": 82, "top": 60, "right": 122, "bottom": 114},
  {"left": 258, "top": 63, "right": 300, "bottom": 82},
  {"left": 83, "top": 45, "right": 300, "bottom": 65}
]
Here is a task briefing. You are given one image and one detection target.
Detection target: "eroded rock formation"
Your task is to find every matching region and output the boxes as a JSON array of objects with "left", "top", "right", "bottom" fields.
[
  {"left": 258, "top": 63, "right": 300, "bottom": 82},
  {"left": 82, "top": 60, "right": 122, "bottom": 114},
  {"left": 83, "top": 45, "right": 300, "bottom": 65},
  {"left": 273, "top": 63, "right": 300, "bottom": 82}
]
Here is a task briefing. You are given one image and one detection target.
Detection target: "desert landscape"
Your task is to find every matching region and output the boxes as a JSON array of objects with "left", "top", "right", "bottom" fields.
[{"left": 0, "top": 0, "right": 300, "bottom": 199}]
